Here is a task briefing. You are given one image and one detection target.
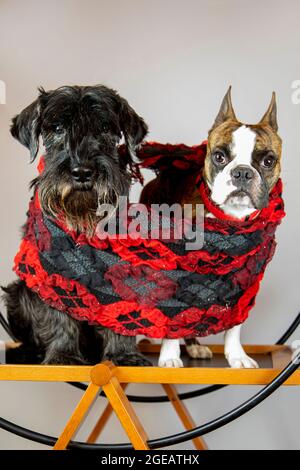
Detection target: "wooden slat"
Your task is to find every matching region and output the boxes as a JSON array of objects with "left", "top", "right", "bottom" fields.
[
  {"left": 53, "top": 382, "right": 101, "bottom": 450},
  {"left": 87, "top": 383, "right": 128, "bottom": 444},
  {"left": 0, "top": 364, "right": 92, "bottom": 382},
  {"left": 139, "top": 343, "right": 284, "bottom": 355},
  {"left": 271, "top": 346, "right": 293, "bottom": 369},
  {"left": 102, "top": 376, "right": 149, "bottom": 450},
  {"left": 115, "top": 367, "right": 300, "bottom": 385},
  {"left": 1, "top": 366, "right": 299, "bottom": 386}
]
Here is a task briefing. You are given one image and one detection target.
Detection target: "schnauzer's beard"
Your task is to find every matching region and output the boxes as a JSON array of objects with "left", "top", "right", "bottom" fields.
[{"left": 37, "top": 162, "right": 131, "bottom": 237}]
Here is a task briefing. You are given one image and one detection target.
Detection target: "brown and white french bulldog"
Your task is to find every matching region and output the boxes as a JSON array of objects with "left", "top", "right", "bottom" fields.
[{"left": 140, "top": 87, "right": 282, "bottom": 368}]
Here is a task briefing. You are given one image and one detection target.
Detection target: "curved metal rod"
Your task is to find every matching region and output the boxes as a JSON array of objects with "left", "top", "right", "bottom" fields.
[
  {"left": 1, "top": 310, "right": 300, "bottom": 403},
  {"left": 276, "top": 313, "right": 300, "bottom": 345},
  {"left": 149, "top": 350, "right": 300, "bottom": 448},
  {"left": 67, "top": 381, "right": 225, "bottom": 402},
  {"left": 0, "top": 349, "right": 299, "bottom": 449}
]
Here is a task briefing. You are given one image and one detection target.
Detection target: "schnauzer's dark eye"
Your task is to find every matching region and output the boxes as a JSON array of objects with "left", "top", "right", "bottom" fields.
[
  {"left": 53, "top": 123, "right": 64, "bottom": 134},
  {"left": 212, "top": 151, "right": 228, "bottom": 166},
  {"left": 101, "top": 123, "right": 110, "bottom": 133},
  {"left": 261, "top": 153, "right": 276, "bottom": 169}
]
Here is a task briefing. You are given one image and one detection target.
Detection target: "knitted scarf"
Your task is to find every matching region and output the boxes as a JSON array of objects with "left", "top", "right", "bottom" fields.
[{"left": 14, "top": 142, "right": 285, "bottom": 339}]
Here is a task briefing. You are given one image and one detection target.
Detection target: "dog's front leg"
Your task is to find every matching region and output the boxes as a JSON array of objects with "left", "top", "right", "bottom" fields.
[
  {"left": 224, "top": 324, "right": 258, "bottom": 368},
  {"left": 100, "top": 329, "right": 152, "bottom": 366},
  {"left": 41, "top": 309, "right": 88, "bottom": 365},
  {"left": 184, "top": 337, "right": 213, "bottom": 359},
  {"left": 158, "top": 339, "right": 183, "bottom": 368}
]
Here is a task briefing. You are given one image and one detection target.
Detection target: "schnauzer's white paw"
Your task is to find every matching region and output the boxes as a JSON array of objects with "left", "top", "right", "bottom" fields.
[
  {"left": 226, "top": 353, "right": 259, "bottom": 369},
  {"left": 158, "top": 357, "right": 184, "bottom": 368},
  {"left": 186, "top": 344, "right": 213, "bottom": 359}
]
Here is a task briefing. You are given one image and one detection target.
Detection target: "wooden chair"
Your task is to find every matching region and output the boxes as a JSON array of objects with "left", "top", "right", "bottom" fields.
[{"left": 0, "top": 342, "right": 299, "bottom": 450}]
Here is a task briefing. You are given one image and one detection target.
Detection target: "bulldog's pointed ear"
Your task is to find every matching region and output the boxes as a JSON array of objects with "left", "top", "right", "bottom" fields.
[
  {"left": 10, "top": 87, "right": 46, "bottom": 162},
  {"left": 210, "top": 86, "right": 237, "bottom": 132},
  {"left": 259, "top": 92, "right": 278, "bottom": 132}
]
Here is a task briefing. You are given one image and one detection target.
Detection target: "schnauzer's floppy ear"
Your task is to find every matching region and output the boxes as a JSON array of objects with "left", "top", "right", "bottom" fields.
[
  {"left": 10, "top": 88, "right": 46, "bottom": 162},
  {"left": 258, "top": 92, "right": 278, "bottom": 132},
  {"left": 209, "top": 86, "right": 238, "bottom": 132},
  {"left": 119, "top": 97, "right": 148, "bottom": 158}
]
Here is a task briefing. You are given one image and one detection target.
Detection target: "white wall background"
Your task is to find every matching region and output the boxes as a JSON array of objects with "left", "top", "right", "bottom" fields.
[{"left": 0, "top": 0, "right": 300, "bottom": 449}]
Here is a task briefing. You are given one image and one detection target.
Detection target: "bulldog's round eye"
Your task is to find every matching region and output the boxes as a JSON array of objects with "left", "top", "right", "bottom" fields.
[
  {"left": 261, "top": 154, "right": 276, "bottom": 169},
  {"left": 212, "top": 151, "right": 227, "bottom": 166},
  {"left": 102, "top": 123, "right": 109, "bottom": 133}
]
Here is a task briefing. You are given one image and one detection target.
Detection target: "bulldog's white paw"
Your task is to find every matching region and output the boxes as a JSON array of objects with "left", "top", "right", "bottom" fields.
[
  {"left": 226, "top": 353, "right": 259, "bottom": 369},
  {"left": 158, "top": 339, "right": 183, "bottom": 368},
  {"left": 186, "top": 344, "right": 213, "bottom": 359},
  {"left": 158, "top": 357, "right": 184, "bottom": 368}
]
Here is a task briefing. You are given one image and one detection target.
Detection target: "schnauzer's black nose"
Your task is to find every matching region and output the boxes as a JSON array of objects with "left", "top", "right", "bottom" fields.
[
  {"left": 71, "top": 167, "right": 93, "bottom": 183},
  {"left": 231, "top": 165, "right": 254, "bottom": 183}
]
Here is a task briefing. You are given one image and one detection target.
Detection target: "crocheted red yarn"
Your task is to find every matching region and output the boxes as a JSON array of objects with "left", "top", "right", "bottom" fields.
[{"left": 13, "top": 142, "right": 285, "bottom": 339}]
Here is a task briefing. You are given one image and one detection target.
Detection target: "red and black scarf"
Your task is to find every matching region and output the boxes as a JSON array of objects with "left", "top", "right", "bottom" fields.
[{"left": 14, "top": 142, "right": 285, "bottom": 339}]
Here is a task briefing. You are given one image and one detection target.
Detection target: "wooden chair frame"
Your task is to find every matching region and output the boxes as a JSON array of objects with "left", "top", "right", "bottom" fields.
[{"left": 0, "top": 344, "right": 299, "bottom": 450}]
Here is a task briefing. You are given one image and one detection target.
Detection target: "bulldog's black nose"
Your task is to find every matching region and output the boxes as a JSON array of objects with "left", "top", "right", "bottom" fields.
[
  {"left": 231, "top": 165, "right": 254, "bottom": 183},
  {"left": 71, "top": 167, "right": 93, "bottom": 183}
]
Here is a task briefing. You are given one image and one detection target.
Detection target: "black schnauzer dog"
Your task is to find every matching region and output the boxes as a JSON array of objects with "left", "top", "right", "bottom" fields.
[{"left": 2, "top": 84, "right": 151, "bottom": 366}]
